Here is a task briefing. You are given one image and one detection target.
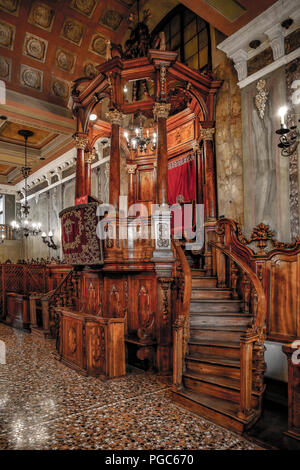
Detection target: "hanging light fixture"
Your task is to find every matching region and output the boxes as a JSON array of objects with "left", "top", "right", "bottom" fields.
[
  {"left": 124, "top": 113, "right": 157, "bottom": 153},
  {"left": 11, "top": 129, "right": 42, "bottom": 238},
  {"left": 275, "top": 106, "right": 300, "bottom": 157}
]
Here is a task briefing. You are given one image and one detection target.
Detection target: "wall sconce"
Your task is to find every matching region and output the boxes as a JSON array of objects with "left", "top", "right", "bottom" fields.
[
  {"left": 41, "top": 231, "right": 57, "bottom": 250},
  {"left": 276, "top": 106, "right": 300, "bottom": 157},
  {"left": 0, "top": 234, "right": 5, "bottom": 244}
]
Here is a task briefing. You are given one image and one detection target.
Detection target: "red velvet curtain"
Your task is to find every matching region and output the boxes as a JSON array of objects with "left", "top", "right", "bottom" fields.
[
  {"left": 168, "top": 155, "right": 196, "bottom": 205},
  {"left": 168, "top": 154, "right": 196, "bottom": 237}
]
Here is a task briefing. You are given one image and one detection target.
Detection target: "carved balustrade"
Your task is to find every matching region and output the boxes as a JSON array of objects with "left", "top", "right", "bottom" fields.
[
  {"left": 172, "top": 238, "right": 192, "bottom": 390},
  {"left": 216, "top": 218, "right": 300, "bottom": 343},
  {"left": 210, "top": 222, "right": 267, "bottom": 420}
]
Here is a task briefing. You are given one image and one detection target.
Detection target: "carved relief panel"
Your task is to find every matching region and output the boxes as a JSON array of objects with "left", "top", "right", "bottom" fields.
[
  {"left": 80, "top": 270, "right": 101, "bottom": 315},
  {"left": 62, "top": 316, "right": 83, "bottom": 368},
  {"left": 103, "top": 276, "right": 127, "bottom": 319},
  {"left": 127, "top": 275, "right": 157, "bottom": 340}
]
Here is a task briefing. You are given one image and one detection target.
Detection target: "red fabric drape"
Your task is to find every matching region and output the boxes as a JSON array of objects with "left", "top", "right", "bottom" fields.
[
  {"left": 168, "top": 157, "right": 196, "bottom": 205},
  {"left": 168, "top": 156, "right": 196, "bottom": 237}
]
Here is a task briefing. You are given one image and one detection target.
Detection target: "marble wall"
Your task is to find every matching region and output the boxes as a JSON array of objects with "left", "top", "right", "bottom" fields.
[
  {"left": 213, "top": 55, "right": 244, "bottom": 225},
  {"left": 241, "top": 66, "right": 292, "bottom": 241}
]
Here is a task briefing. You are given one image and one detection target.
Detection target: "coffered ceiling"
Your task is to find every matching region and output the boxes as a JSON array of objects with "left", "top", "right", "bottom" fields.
[{"left": 0, "top": 0, "right": 279, "bottom": 186}]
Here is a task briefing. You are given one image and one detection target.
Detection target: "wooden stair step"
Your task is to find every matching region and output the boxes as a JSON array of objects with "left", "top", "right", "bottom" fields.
[
  {"left": 188, "top": 339, "right": 241, "bottom": 359},
  {"left": 190, "top": 314, "right": 252, "bottom": 328},
  {"left": 172, "top": 388, "right": 258, "bottom": 433},
  {"left": 186, "top": 352, "right": 240, "bottom": 367},
  {"left": 188, "top": 339, "right": 240, "bottom": 348},
  {"left": 184, "top": 370, "right": 240, "bottom": 391},
  {"left": 183, "top": 370, "right": 262, "bottom": 398},
  {"left": 191, "top": 288, "right": 232, "bottom": 300},
  {"left": 190, "top": 312, "right": 251, "bottom": 317},
  {"left": 190, "top": 330, "right": 244, "bottom": 343},
  {"left": 190, "top": 299, "right": 242, "bottom": 313},
  {"left": 190, "top": 325, "right": 247, "bottom": 332}
]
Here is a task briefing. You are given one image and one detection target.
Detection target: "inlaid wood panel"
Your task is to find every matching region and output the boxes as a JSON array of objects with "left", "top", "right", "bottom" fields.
[
  {"left": 136, "top": 166, "right": 155, "bottom": 203},
  {"left": 62, "top": 316, "right": 83, "bottom": 369},
  {"left": 127, "top": 274, "right": 157, "bottom": 338}
]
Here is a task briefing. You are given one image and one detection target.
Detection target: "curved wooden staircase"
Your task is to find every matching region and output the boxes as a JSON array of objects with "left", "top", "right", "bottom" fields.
[{"left": 172, "top": 220, "right": 267, "bottom": 433}]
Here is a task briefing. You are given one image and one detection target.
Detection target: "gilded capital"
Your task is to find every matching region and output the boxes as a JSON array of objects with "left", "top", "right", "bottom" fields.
[
  {"left": 153, "top": 102, "right": 171, "bottom": 120},
  {"left": 73, "top": 135, "right": 89, "bottom": 150},
  {"left": 127, "top": 164, "right": 137, "bottom": 174},
  {"left": 106, "top": 109, "right": 123, "bottom": 126},
  {"left": 85, "top": 148, "right": 97, "bottom": 164},
  {"left": 199, "top": 127, "right": 215, "bottom": 141}
]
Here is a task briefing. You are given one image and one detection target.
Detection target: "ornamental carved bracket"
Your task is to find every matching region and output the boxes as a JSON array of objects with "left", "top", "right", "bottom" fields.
[{"left": 237, "top": 222, "right": 300, "bottom": 254}]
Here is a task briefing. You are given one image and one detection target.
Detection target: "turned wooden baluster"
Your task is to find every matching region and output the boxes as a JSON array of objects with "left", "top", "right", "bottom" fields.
[
  {"left": 242, "top": 272, "right": 251, "bottom": 313},
  {"left": 251, "top": 286, "right": 258, "bottom": 323},
  {"left": 216, "top": 248, "right": 226, "bottom": 288},
  {"left": 230, "top": 261, "right": 239, "bottom": 299},
  {"left": 66, "top": 275, "right": 73, "bottom": 307}
]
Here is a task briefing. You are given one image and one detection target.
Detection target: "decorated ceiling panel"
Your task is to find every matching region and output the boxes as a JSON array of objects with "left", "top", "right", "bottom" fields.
[{"left": 0, "top": 0, "right": 139, "bottom": 106}]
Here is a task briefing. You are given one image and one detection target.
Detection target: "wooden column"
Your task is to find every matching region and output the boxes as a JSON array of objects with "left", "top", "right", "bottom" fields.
[
  {"left": 106, "top": 109, "right": 123, "bottom": 211},
  {"left": 85, "top": 148, "right": 96, "bottom": 197},
  {"left": 153, "top": 102, "right": 171, "bottom": 205},
  {"left": 200, "top": 127, "right": 217, "bottom": 221},
  {"left": 74, "top": 134, "right": 88, "bottom": 203},
  {"left": 127, "top": 163, "right": 137, "bottom": 207},
  {"left": 193, "top": 141, "right": 204, "bottom": 205}
]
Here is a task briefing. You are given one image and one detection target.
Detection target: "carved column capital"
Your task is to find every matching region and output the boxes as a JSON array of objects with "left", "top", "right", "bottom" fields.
[
  {"left": 73, "top": 135, "right": 89, "bottom": 150},
  {"left": 199, "top": 126, "right": 215, "bottom": 141},
  {"left": 106, "top": 109, "right": 123, "bottom": 126},
  {"left": 153, "top": 102, "right": 171, "bottom": 120},
  {"left": 85, "top": 149, "right": 97, "bottom": 164},
  {"left": 127, "top": 163, "right": 137, "bottom": 174}
]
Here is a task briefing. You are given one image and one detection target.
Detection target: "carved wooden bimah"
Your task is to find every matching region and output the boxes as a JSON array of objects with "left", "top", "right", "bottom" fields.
[
  {"left": 60, "top": 202, "right": 104, "bottom": 266},
  {"left": 282, "top": 343, "right": 300, "bottom": 441},
  {"left": 57, "top": 309, "right": 125, "bottom": 379}
]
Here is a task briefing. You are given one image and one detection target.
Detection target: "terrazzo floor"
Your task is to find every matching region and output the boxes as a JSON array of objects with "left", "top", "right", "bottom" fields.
[{"left": 0, "top": 323, "right": 261, "bottom": 450}]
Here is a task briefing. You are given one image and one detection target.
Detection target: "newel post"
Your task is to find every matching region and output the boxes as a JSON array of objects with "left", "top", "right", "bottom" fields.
[
  {"left": 238, "top": 337, "right": 254, "bottom": 420},
  {"left": 172, "top": 317, "right": 184, "bottom": 390}
]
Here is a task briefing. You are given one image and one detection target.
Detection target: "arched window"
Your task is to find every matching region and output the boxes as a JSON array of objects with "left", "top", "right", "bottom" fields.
[{"left": 153, "top": 5, "right": 212, "bottom": 72}]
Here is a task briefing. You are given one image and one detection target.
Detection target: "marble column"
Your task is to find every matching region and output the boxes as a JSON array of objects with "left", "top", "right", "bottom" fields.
[
  {"left": 200, "top": 127, "right": 217, "bottom": 221},
  {"left": 74, "top": 134, "right": 89, "bottom": 203},
  {"left": 106, "top": 109, "right": 123, "bottom": 211}
]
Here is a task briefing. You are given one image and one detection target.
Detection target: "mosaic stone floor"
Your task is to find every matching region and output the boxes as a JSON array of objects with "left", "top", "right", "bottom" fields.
[{"left": 0, "top": 323, "right": 261, "bottom": 450}]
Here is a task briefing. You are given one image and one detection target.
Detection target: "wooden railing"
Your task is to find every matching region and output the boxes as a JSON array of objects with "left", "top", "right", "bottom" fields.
[
  {"left": 0, "top": 224, "right": 13, "bottom": 241},
  {"left": 172, "top": 238, "right": 192, "bottom": 390},
  {"left": 210, "top": 222, "right": 267, "bottom": 419},
  {"left": 30, "top": 268, "right": 80, "bottom": 341}
]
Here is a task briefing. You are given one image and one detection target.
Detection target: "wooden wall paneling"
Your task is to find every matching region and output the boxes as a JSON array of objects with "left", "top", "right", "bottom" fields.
[
  {"left": 80, "top": 269, "right": 101, "bottom": 315},
  {"left": 269, "top": 254, "right": 299, "bottom": 342}
]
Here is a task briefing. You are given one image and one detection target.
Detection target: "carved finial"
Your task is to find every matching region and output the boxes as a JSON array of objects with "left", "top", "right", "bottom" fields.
[
  {"left": 105, "top": 39, "right": 112, "bottom": 61},
  {"left": 159, "top": 31, "right": 166, "bottom": 51}
]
